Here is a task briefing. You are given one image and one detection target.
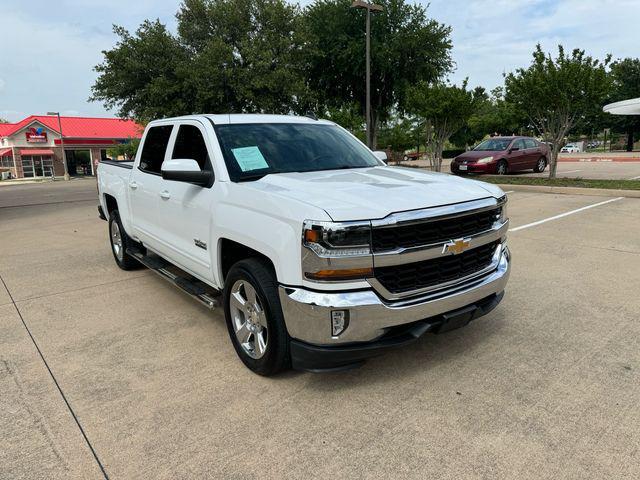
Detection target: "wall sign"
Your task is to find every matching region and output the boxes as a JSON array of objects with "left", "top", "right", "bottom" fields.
[{"left": 26, "top": 127, "right": 47, "bottom": 143}]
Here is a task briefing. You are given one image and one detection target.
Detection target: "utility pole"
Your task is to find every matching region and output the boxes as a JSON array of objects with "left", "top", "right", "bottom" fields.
[
  {"left": 47, "top": 111, "right": 70, "bottom": 180},
  {"left": 351, "top": 0, "right": 383, "bottom": 149}
]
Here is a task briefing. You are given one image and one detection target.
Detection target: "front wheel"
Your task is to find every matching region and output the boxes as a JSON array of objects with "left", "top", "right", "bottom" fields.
[
  {"left": 496, "top": 160, "right": 508, "bottom": 175},
  {"left": 533, "top": 156, "right": 547, "bottom": 173},
  {"left": 223, "top": 258, "right": 290, "bottom": 376}
]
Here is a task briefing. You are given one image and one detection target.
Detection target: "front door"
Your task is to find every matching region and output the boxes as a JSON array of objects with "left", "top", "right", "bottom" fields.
[
  {"left": 509, "top": 139, "right": 528, "bottom": 171},
  {"left": 33, "top": 157, "right": 44, "bottom": 176},
  {"left": 155, "top": 121, "right": 214, "bottom": 280}
]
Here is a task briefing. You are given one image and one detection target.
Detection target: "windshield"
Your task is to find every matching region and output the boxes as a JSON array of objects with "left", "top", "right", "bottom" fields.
[
  {"left": 215, "top": 123, "right": 382, "bottom": 181},
  {"left": 473, "top": 138, "right": 512, "bottom": 151}
]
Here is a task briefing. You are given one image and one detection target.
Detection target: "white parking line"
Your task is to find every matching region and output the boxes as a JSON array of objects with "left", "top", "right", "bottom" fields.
[
  {"left": 509, "top": 197, "right": 624, "bottom": 232},
  {"left": 559, "top": 169, "right": 582, "bottom": 174},
  {"left": 504, "top": 190, "right": 515, "bottom": 194},
  {"left": 628, "top": 175, "right": 640, "bottom": 180}
]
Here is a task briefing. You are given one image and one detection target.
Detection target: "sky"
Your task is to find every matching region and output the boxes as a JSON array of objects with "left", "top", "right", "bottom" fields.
[{"left": 1, "top": 0, "right": 638, "bottom": 122}]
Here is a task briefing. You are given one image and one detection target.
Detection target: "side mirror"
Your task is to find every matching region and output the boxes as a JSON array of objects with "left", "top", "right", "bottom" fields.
[
  {"left": 373, "top": 151, "right": 388, "bottom": 162},
  {"left": 161, "top": 159, "right": 213, "bottom": 187}
]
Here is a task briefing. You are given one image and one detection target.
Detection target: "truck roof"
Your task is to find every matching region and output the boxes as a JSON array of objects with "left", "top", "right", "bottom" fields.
[{"left": 149, "top": 114, "right": 335, "bottom": 126}]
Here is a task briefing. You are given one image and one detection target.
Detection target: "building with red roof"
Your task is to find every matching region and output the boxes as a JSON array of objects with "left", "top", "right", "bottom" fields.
[{"left": 0, "top": 115, "right": 143, "bottom": 179}]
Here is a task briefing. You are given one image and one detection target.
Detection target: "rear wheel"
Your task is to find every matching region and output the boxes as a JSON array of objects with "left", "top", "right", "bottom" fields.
[
  {"left": 108, "top": 210, "right": 142, "bottom": 270},
  {"left": 223, "top": 258, "right": 290, "bottom": 376},
  {"left": 496, "top": 160, "right": 508, "bottom": 175},
  {"left": 533, "top": 156, "right": 547, "bottom": 173}
]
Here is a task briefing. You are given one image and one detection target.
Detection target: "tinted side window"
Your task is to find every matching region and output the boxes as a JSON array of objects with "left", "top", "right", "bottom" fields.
[
  {"left": 139, "top": 125, "right": 173, "bottom": 174},
  {"left": 172, "top": 125, "right": 209, "bottom": 169},
  {"left": 525, "top": 139, "right": 538, "bottom": 149},
  {"left": 514, "top": 139, "right": 527, "bottom": 150}
]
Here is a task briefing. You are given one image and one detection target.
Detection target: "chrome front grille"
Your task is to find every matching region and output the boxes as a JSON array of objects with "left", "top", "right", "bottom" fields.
[
  {"left": 368, "top": 197, "right": 508, "bottom": 300},
  {"left": 372, "top": 205, "right": 501, "bottom": 252},
  {"left": 374, "top": 241, "right": 499, "bottom": 294}
]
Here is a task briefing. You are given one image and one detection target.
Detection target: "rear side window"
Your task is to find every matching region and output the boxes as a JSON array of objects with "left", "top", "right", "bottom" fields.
[
  {"left": 172, "top": 125, "right": 209, "bottom": 169},
  {"left": 139, "top": 125, "right": 173, "bottom": 174},
  {"left": 525, "top": 139, "right": 538, "bottom": 149}
]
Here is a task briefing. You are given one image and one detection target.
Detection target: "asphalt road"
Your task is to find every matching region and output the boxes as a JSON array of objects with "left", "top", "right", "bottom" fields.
[{"left": 1, "top": 179, "right": 639, "bottom": 479}]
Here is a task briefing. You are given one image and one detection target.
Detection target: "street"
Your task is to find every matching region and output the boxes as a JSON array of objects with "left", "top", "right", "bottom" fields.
[{"left": 1, "top": 179, "right": 639, "bottom": 479}]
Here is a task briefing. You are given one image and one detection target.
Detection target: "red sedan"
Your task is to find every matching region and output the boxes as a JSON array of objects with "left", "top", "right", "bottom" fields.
[{"left": 451, "top": 136, "right": 549, "bottom": 175}]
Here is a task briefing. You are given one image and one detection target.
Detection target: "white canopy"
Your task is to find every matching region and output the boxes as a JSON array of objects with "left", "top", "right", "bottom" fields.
[{"left": 603, "top": 97, "right": 640, "bottom": 115}]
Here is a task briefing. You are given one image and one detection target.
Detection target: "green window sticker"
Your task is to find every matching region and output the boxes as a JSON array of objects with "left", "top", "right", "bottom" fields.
[{"left": 231, "top": 146, "right": 269, "bottom": 172}]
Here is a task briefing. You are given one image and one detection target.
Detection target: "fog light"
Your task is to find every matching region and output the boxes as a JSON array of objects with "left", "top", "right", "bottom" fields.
[{"left": 331, "top": 310, "right": 350, "bottom": 337}]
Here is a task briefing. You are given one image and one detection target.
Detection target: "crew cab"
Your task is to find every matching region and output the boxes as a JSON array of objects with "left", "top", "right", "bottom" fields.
[{"left": 97, "top": 114, "right": 510, "bottom": 376}]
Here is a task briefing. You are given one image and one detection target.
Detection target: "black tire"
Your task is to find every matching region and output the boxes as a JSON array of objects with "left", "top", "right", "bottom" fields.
[
  {"left": 108, "top": 210, "right": 142, "bottom": 270},
  {"left": 496, "top": 160, "right": 508, "bottom": 175},
  {"left": 533, "top": 156, "right": 547, "bottom": 173},
  {"left": 223, "top": 258, "right": 290, "bottom": 376}
]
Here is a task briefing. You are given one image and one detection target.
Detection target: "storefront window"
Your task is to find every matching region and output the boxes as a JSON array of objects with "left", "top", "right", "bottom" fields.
[
  {"left": 22, "top": 156, "right": 34, "bottom": 177},
  {"left": 21, "top": 156, "right": 53, "bottom": 177}
]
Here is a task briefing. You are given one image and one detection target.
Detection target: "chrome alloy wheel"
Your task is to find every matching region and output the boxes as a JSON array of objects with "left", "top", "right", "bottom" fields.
[
  {"left": 497, "top": 162, "right": 507, "bottom": 175},
  {"left": 229, "top": 280, "right": 268, "bottom": 359},
  {"left": 110, "top": 220, "right": 124, "bottom": 261},
  {"left": 537, "top": 158, "right": 546, "bottom": 171}
]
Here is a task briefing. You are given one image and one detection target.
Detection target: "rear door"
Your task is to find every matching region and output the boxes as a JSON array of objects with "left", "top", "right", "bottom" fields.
[
  {"left": 129, "top": 124, "right": 174, "bottom": 247},
  {"left": 152, "top": 121, "right": 215, "bottom": 281}
]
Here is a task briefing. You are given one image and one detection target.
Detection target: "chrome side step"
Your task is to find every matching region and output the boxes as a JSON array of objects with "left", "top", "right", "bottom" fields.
[{"left": 127, "top": 248, "right": 220, "bottom": 309}]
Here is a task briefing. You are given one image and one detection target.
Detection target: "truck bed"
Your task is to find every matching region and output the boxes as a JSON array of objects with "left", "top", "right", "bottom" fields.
[{"left": 100, "top": 159, "right": 134, "bottom": 169}]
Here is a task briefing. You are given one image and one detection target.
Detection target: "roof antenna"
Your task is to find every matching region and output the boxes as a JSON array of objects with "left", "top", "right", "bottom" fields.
[{"left": 305, "top": 111, "right": 317, "bottom": 121}]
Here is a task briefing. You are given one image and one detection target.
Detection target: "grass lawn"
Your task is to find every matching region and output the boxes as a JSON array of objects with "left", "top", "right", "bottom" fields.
[{"left": 472, "top": 176, "right": 640, "bottom": 191}]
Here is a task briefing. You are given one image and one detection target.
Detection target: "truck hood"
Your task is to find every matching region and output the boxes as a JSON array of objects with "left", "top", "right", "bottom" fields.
[{"left": 251, "top": 166, "right": 501, "bottom": 221}]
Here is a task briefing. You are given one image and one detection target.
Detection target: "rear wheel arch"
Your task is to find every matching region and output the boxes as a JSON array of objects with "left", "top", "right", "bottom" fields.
[{"left": 104, "top": 194, "right": 118, "bottom": 217}]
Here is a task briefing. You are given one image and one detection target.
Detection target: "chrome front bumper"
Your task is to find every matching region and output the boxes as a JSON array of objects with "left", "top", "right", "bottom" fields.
[{"left": 278, "top": 246, "right": 510, "bottom": 345}]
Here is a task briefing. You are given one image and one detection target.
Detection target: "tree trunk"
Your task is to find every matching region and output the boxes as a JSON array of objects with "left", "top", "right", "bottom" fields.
[{"left": 548, "top": 143, "right": 560, "bottom": 179}]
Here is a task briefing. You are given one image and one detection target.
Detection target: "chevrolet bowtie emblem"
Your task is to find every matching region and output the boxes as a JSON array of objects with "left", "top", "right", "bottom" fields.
[{"left": 443, "top": 238, "right": 471, "bottom": 255}]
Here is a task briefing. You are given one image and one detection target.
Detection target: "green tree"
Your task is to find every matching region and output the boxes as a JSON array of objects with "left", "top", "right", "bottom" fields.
[
  {"left": 505, "top": 45, "right": 611, "bottom": 178},
  {"left": 406, "top": 80, "right": 480, "bottom": 171},
  {"left": 302, "top": 0, "right": 452, "bottom": 147},
  {"left": 323, "top": 103, "right": 366, "bottom": 141},
  {"left": 0, "top": 118, "right": 9, "bottom": 123},
  {"left": 107, "top": 138, "right": 141, "bottom": 160},
  {"left": 91, "top": 20, "right": 190, "bottom": 122},
  {"left": 376, "top": 115, "right": 421, "bottom": 162},
  {"left": 607, "top": 58, "right": 640, "bottom": 151},
  {"left": 91, "top": 0, "right": 308, "bottom": 121}
]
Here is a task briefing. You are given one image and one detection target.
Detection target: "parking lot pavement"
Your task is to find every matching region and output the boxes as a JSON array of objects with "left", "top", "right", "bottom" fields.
[
  {"left": 517, "top": 160, "right": 640, "bottom": 180},
  {"left": 1, "top": 182, "right": 639, "bottom": 479},
  {"left": 407, "top": 157, "right": 640, "bottom": 180}
]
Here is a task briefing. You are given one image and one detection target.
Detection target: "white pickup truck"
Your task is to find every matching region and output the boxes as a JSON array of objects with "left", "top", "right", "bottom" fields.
[{"left": 97, "top": 114, "right": 510, "bottom": 375}]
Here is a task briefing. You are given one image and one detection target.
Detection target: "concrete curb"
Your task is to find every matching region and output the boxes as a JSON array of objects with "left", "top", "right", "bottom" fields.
[{"left": 497, "top": 183, "right": 640, "bottom": 198}]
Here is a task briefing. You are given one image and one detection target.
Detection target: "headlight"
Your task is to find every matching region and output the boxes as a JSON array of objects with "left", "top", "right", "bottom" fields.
[
  {"left": 477, "top": 156, "right": 494, "bottom": 164},
  {"left": 497, "top": 195, "right": 508, "bottom": 223},
  {"left": 302, "top": 220, "right": 373, "bottom": 281},
  {"left": 303, "top": 221, "right": 371, "bottom": 256}
]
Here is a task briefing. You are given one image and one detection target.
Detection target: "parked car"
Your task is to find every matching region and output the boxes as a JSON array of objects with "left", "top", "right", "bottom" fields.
[
  {"left": 97, "top": 114, "right": 510, "bottom": 375},
  {"left": 450, "top": 136, "right": 549, "bottom": 175},
  {"left": 561, "top": 143, "right": 580, "bottom": 153},
  {"left": 403, "top": 151, "right": 421, "bottom": 161}
]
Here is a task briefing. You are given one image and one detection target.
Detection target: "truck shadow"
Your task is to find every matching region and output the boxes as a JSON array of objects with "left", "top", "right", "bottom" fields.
[{"left": 300, "top": 308, "right": 508, "bottom": 390}]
